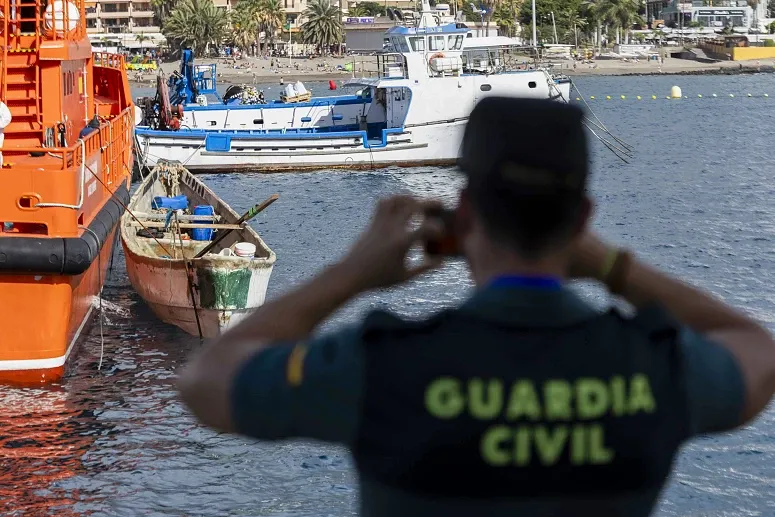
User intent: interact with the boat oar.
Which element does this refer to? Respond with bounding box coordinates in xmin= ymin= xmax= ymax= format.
xmin=193 ymin=194 xmax=279 ymax=259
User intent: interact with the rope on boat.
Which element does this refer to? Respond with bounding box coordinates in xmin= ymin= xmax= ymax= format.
xmin=582 ymin=122 xmax=631 ymax=164
xmin=568 ymin=78 xmax=635 ymax=163
xmin=173 ymin=212 xmax=204 ymax=342
xmin=80 ymin=225 xmax=106 ymax=371
xmin=83 ymin=161 xmax=174 ymax=257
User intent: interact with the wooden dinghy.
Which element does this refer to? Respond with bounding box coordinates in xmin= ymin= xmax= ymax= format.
xmin=120 ymin=161 xmax=277 ymax=338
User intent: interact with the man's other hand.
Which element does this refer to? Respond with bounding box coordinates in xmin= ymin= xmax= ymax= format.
xmin=339 ymin=195 xmax=445 ymax=291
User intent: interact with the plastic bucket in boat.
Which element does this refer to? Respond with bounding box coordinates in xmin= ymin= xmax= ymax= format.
xmin=234 ymin=242 xmax=256 ymax=258
xmin=191 ymin=205 xmax=215 ymax=241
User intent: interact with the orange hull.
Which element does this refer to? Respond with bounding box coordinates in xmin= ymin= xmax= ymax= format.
xmin=0 ymin=228 xmax=118 ymax=384
xmin=1 ymin=1 xmax=134 ymax=385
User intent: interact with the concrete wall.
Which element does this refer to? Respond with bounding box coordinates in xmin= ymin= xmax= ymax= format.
xmin=345 ymin=29 xmax=386 ymax=52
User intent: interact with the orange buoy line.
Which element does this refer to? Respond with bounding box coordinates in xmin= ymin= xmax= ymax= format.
xmin=0 ymin=0 xmax=134 ymax=384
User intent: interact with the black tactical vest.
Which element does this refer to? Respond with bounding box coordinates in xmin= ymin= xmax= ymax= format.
xmin=352 ymin=288 xmax=689 ymax=502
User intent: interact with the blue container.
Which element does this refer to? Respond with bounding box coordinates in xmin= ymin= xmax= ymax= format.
xmin=191 ymin=205 xmax=215 ymax=241
xmin=152 ymin=195 xmax=189 ymax=211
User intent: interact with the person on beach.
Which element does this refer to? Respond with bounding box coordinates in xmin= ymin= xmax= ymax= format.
xmin=178 ymin=97 xmax=775 ymax=517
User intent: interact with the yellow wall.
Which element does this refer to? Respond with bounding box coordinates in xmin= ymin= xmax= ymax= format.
xmin=732 ymin=47 xmax=775 ymax=60
xmin=700 ymin=42 xmax=775 ymax=61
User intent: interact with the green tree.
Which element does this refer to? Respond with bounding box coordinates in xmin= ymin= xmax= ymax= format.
xmin=349 ymin=1 xmax=386 ymax=16
xmin=230 ymin=3 xmax=258 ymax=52
xmin=300 ymin=0 xmax=344 ymax=51
xmin=151 ymin=0 xmax=177 ymax=27
xmin=597 ymin=0 xmax=642 ymax=44
xmin=234 ymin=0 xmax=286 ymax=52
xmin=135 ymin=32 xmax=150 ymax=52
xmin=162 ymin=0 xmax=228 ymax=56
xmin=257 ymin=0 xmax=286 ymax=48
xmin=492 ymin=0 xmax=520 ymax=37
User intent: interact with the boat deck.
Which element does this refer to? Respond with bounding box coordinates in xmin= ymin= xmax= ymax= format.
xmin=1 ymin=152 xmax=70 ymax=170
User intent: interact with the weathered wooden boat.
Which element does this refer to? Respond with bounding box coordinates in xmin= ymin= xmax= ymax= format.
xmin=120 ymin=161 xmax=276 ymax=337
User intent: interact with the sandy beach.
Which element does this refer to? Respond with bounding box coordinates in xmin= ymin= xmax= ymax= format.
xmin=127 ymin=54 xmax=775 ymax=88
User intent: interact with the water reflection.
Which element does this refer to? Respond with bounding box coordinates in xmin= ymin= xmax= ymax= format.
xmin=0 ymin=386 xmax=100 ymax=515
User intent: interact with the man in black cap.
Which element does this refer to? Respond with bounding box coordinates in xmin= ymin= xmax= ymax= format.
xmin=178 ymin=97 xmax=775 ymax=516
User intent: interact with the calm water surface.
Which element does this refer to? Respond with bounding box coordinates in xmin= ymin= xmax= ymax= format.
xmin=3 ymin=74 xmax=775 ymax=516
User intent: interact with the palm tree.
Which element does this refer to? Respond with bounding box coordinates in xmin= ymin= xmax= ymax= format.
xmin=748 ymin=0 xmax=760 ymax=31
xmin=135 ymin=32 xmax=150 ymax=52
xmin=162 ymin=0 xmax=228 ymax=56
xmin=238 ymin=0 xmax=285 ymax=52
xmin=349 ymin=1 xmax=385 ymax=16
xmin=257 ymin=0 xmax=285 ymax=48
xmin=581 ymin=0 xmax=605 ymax=51
xmin=230 ymin=4 xmax=258 ymax=53
xmin=300 ymin=0 xmax=343 ymax=52
xmin=151 ymin=0 xmax=177 ymax=26
xmin=491 ymin=0 xmax=518 ymax=37
xmin=597 ymin=0 xmax=641 ymax=44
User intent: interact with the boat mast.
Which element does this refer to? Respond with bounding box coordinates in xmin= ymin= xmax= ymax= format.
xmin=531 ymin=0 xmax=537 ymax=48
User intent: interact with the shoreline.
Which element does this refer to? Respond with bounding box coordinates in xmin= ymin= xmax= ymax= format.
xmin=127 ymin=57 xmax=775 ymax=88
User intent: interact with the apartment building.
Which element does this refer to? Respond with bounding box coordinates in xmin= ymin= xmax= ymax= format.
xmin=85 ymin=0 xmax=159 ymax=33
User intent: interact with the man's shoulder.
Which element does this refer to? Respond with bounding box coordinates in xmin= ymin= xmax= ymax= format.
xmin=360 ymin=307 xmax=459 ymax=340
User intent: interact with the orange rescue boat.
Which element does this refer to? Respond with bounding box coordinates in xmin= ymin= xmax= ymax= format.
xmin=0 ymin=0 xmax=133 ymax=383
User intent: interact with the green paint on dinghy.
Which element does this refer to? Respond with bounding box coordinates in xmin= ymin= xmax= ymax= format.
xmin=197 ymin=268 xmax=252 ymax=310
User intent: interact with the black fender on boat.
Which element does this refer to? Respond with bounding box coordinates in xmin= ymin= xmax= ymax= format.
xmin=0 ymin=181 xmax=130 ymax=275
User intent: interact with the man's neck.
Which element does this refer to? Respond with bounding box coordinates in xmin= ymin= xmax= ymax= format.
xmin=468 ymin=246 xmax=569 ymax=288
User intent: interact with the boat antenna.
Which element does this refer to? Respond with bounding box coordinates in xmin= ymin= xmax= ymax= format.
xmin=531 ymin=0 xmax=537 ymax=49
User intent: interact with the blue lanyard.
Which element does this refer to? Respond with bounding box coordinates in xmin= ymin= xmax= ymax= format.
xmin=488 ymin=275 xmax=563 ymax=290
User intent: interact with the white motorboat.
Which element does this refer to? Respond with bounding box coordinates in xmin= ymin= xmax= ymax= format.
xmin=134 ymin=1 xmax=571 ymax=173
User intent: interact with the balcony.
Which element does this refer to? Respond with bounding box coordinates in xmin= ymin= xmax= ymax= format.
xmin=131 ymin=9 xmax=154 ymax=16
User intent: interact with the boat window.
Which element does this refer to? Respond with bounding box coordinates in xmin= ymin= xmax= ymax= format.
xmin=480 ymin=84 xmax=491 ymax=91
xmin=528 ymin=81 xmax=537 ymax=88
xmin=393 ymin=36 xmax=409 ymax=53
xmin=429 ymin=35 xmax=445 ymax=51
xmin=410 ymin=36 xmax=425 ymax=52
xmin=447 ymin=35 xmax=464 ymax=50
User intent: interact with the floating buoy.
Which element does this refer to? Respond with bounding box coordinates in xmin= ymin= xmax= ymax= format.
xmin=576 ymin=97 xmax=581 ymax=101
xmin=765 ymin=93 xmax=769 ymax=97
xmin=590 ymin=96 xmax=595 ymax=100
xmin=698 ymin=94 xmax=702 ymax=98
xmin=652 ymin=95 xmax=657 ymax=100
xmin=747 ymin=93 xmax=752 ymax=97
xmin=606 ymin=95 xmax=611 ymax=100
xmin=620 ymin=95 xmax=626 ymax=99
xmin=670 ymin=85 xmax=682 ymax=99
xmin=712 ymin=93 xmax=717 ymax=97
xmin=329 ymin=80 xmax=337 ymax=90
xmin=729 ymin=93 xmax=734 ymax=97
xmin=636 ymin=95 xmax=641 ymax=100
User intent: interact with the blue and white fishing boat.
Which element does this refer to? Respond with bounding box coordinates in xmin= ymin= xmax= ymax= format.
xmin=134 ymin=1 xmax=571 ymax=173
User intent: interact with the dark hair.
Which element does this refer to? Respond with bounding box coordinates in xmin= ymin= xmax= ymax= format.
xmin=466 ymin=170 xmax=584 ymax=260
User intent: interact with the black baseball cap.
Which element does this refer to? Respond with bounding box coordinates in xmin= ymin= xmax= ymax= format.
xmin=458 ymin=97 xmax=589 ymax=195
